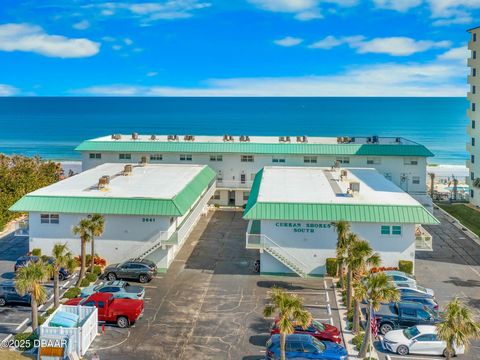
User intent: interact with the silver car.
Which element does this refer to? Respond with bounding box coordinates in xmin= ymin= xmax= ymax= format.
xmin=381 ymin=325 xmax=464 ymax=357
xmin=395 ymin=283 xmax=435 ymax=298
xmin=383 ymin=270 xmax=416 ymax=286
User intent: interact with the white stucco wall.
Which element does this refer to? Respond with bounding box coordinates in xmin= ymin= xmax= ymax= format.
xmin=259 ymin=220 xmax=415 ymax=276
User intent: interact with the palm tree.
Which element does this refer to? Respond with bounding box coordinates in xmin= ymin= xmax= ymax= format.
xmin=352 ymin=278 xmax=366 ymax=334
xmin=87 ymin=214 xmax=105 ymax=272
xmin=51 ymin=243 xmax=75 ymax=309
xmin=333 ymin=221 xmax=350 ymax=287
xmin=345 ymin=238 xmax=381 ymax=311
xmin=358 ymin=272 xmax=400 ymax=358
xmin=15 ymin=260 xmax=49 ymax=331
xmin=264 ymin=287 xmax=312 ymax=360
xmin=436 ymin=297 xmax=480 ymax=359
xmin=73 ymin=218 xmax=92 ymax=287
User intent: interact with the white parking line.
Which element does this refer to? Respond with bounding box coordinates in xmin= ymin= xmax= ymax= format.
xmin=2 ymin=334 xmax=13 ymax=343
xmin=327 ymin=304 xmax=331 ymax=315
xmin=304 ymin=304 xmax=327 ymax=308
xmin=329 ymin=318 xmax=333 ymax=326
xmin=0 ymin=323 xmax=22 ymax=326
xmin=323 ymin=279 xmax=328 ymax=290
xmin=325 ymin=291 xmax=329 ymax=302
xmin=62 ymin=280 xmax=71 ymax=289
xmin=15 ymin=318 xmax=29 ymax=331
xmin=388 ymin=356 xmax=443 ymax=360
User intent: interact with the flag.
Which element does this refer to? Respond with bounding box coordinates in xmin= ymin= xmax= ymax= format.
xmin=370 ymin=310 xmax=379 ymax=339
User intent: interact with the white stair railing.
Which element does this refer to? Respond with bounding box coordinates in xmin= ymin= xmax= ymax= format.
xmin=260 ymin=235 xmax=309 ymax=277
xmin=123 ymin=229 xmax=170 ymax=261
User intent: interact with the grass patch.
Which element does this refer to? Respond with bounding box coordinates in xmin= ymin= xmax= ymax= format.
xmin=438 ymin=203 xmax=480 ymax=236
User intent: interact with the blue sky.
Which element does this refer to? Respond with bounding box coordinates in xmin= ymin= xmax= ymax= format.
xmin=0 ymin=0 xmax=478 ymax=96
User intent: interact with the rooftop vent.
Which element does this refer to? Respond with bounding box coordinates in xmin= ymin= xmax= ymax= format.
xmin=372 ymin=135 xmax=379 ymax=143
xmin=285 ymin=136 xmax=291 ymax=142
xmin=98 ymin=175 xmax=110 ymax=190
xmin=239 ymin=135 xmax=250 ymax=142
xmin=150 ymin=134 xmax=157 ymax=140
xmin=395 ymin=137 xmax=401 ymax=143
xmin=124 ymin=164 xmax=133 ymax=176
xmin=279 ymin=136 xmax=286 ymax=142
xmin=341 ymin=169 xmax=348 ymax=178
xmin=349 ymin=181 xmax=360 ymax=193
xmin=337 ymin=137 xmax=352 ymax=144
xmin=184 ymin=135 xmax=195 ymax=141
xmin=111 ymin=134 xmax=122 ymax=140
xmin=131 ymin=132 xmax=139 ymax=140
xmin=140 ymin=156 xmax=147 ymax=166
xmin=223 ymin=134 xmax=234 ymax=142
xmin=167 ymin=135 xmax=178 ymax=141
xmin=296 ymin=136 xmax=308 ymax=143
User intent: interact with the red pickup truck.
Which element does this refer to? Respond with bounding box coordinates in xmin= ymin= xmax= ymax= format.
xmin=65 ymin=292 xmax=144 ymax=328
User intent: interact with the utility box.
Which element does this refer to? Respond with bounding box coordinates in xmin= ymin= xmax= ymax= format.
xmin=38 ymin=305 xmax=98 ymax=359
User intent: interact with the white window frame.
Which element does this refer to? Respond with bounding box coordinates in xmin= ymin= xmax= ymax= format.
xmin=209 ymin=155 xmax=223 ymax=162
xmin=40 ymin=213 xmax=59 ymax=224
xmin=150 ymin=154 xmax=163 ymax=161
xmin=119 ymin=153 xmax=131 ymax=160
xmin=336 ymin=156 xmax=350 ymax=164
xmin=89 ymin=153 xmax=101 ymax=159
xmin=243 ymin=192 xmax=250 ymax=201
xmin=180 ymin=154 xmax=192 ymax=161
xmin=272 ymin=156 xmax=286 ymax=163
xmin=404 ymin=157 xmax=418 ymax=165
xmin=412 ymin=176 xmax=420 ymax=185
xmin=303 ymin=156 xmax=317 ymax=164
xmin=367 ymin=157 xmax=381 ymax=165
xmin=241 ymin=155 xmax=254 ymax=162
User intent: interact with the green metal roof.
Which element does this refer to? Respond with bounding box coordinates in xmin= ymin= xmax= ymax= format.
xmin=75 ymin=140 xmax=434 ymax=157
xmin=243 ymin=170 xmax=438 ymax=224
xmin=10 ymin=166 xmax=216 ymax=216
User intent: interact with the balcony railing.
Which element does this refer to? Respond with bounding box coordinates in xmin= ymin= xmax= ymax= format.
xmin=415 ymin=226 xmax=433 ymax=251
xmin=216 ymin=179 xmax=253 ymax=189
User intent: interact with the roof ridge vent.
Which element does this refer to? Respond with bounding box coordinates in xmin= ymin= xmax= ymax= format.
xmin=124 ymin=164 xmax=133 ymax=176
xmin=167 ymin=134 xmax=178 ymax=141
xmin=131 ymin=132 xmax=139 ymax=140
xmin=111 ymin=134 xmax=122 ymax=140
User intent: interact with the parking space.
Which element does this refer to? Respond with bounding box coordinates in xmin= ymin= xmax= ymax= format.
xmin=375 ymin=207 xmax=480 ymax=360
xmin=88 ymin=209 xmax=338 ymax=360
xmin=0 ymin=232 xmax=77 ymax=341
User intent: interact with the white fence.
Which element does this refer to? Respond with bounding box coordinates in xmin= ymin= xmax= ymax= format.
xmin=39 ymin=304 xmax=98 ymax=356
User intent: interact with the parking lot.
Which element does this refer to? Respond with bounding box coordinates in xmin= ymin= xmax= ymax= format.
xmin=375 ymin=207 xmax=480 ymax=360
xmin=87 ymin=209 xmax=340 ymax=360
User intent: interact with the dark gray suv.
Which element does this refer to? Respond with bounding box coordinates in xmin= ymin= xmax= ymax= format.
xmin=103 ymin=259 xmax=157 ymax=283
xmin=0 ymin=280 xmax=31 ymax=306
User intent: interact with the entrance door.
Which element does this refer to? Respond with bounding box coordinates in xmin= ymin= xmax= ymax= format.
xmin=228 ymin=191 xmax=235 ymax=206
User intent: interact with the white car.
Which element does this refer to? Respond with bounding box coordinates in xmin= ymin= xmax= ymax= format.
xmin=383 ymin=270 xmax=417 ymax=286
xmin=381 ymin=325 xmax=465 ymax=357
xmin=395 ymin=283 xmax=435 ymax=297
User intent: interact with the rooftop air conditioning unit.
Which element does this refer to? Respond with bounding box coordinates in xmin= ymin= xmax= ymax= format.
xmin=140 ymin=156 xmax=147 ymax=166
xmin=337 ymin=137 xmax=343 ymax=144
xmin=366 ymin=137 xmax=372 ymax=143
xmin=341 ymin=169 xmax=348 ymax=177
xmin=111 ymin=134 xmax=122 ymax=140
xmin=349 ymin=182 xmax=360 ymax=193
xmin=124 ymin=164 xmax=133 ymax=176
xmin=350 ymin=137 xmax=355 ymax=143
xmin=223 ymin=134 xmax=230 ymax=142
xmin=285 ymin=136 xmax=291 ymax=142
xmin=98 ymin=176 xmax=110 ymax=189
xmin=296 ymin=136 xmax=302 ymax=143
xmin=132 ymin=132 xmax=139 ymax=140
xmin=279 ymin=136 xmax=285 ymax=142
xmin=167 ymin=134 xmax=178 ymax=141
xmin=372 ymin=135 xmax=379 ymax=143
xmin=303 ymin=135 xmax=308 ymax=143
xmin=395 ymin=137 xmax=401 ymax=143
xmin=150 ymin=134 xmax=157 ymax=140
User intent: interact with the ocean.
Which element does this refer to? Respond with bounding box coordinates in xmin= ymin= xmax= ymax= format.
xmin=0 ymin=97 xmax=469 ymax=164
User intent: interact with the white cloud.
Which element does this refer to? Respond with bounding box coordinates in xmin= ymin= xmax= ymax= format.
xmin=373 ymin=0 xmax=422 ymax=12
xmin=0 ymin=23 xmax=100 ymax=58
xmin=146 ymin=71 xmax=158 ymax=77
xmin=112 ymin=45 xmax=122 ymax=50
xmin=428 ymin=0 xmax=480 ymax=26
xmin=309 ymin=35 xmax=364 ymax=49
xmin=0 ymin=84 xmax=19 ymax=96
xmin=124 ymin=38 xmax=133 ymax=45
xmin=353 ymin=37 xmax=451 ymax=56
xmin=72 ymin=20 xmax=90 ymax=30
xmin=274 ymin=36 xmax=303 ymax=47
xmin=437 ymin=46 xmax=469 ymax=61
xmin=91 ymin=1 xmax=211 ymax=21
xmin=73 ymin=57 xmax=467 ymax=97
xmin=247 ymin=0 xmax=358 ymax=21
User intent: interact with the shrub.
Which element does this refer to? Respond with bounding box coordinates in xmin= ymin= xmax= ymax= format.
xmin=86 ymin=272 xmax=97 ymax=283
xmin=398 ymin=260 xmax=414 ymax=275
xmin=14 ymin=332 xmax=38 ymax=351
xmin=45 ymin=307 xmax=55 ymax=317
xmin=31 ymin=248 xmax=42 ymax=256
xmin=347 ymin=308 xmax=354 ymax=323
xmin=79 ymin=278 xmax=91 ymax=287
xmin=370 ymin=266 xmax=398 ymax=273
xmin=93 ymin=265 xmax=102 ymax=275
xmin=63 ymin=287 xmax=81 ymax=299
xmin=326 ymin=258 xmax=337 ymax=277
xmin=352 ymin=332 xmax=364 ymax=351
xmin=38 ymin=314 xmax=47 ymax=326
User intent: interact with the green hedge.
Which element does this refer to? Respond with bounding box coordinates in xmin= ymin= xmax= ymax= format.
xmin=93 ymin=265 xmax=102 ymax=275
xmin=398 ymin=260 xmax=413 ymax=274
xmin=85 ymin=272 xmax=98 ymax=283
xmin=326 ymin=258 xmax=337 ymax=277
xmin=79 ymin=278 xmax=91 ymax=287
xmin=31 ymin=248 xmax=42 ymax=256
xmin=63 ymin=287 xmax=81 ymax=299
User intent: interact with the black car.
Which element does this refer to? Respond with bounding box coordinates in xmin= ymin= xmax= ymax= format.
xmin=375 ymin=301 xmax=439 ymax=335
xmin=103 ymin=259 xmax=157 ymax=283
xmin=15 ymin=256 xmax=71 ymax=281
xmin=0 ymin=280 xmax=31 ymax=306
xmin=400 ymin=294 xmax=439 ymax=312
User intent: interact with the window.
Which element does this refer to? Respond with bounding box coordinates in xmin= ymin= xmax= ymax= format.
xmin=209 ymin=155 xmax=222 ymax=162
xmin=474 ymin=85 xmax=477 ymax=94
xmin=472 ymin=172 xmax=475 ymax=181
xmin=401 ymin=308 xmax=416 ymax=317
xmin=472 ymin=154 xmax=475 ymax=164
xmin=474 ymin=51 xmax=477 ymax=60
xmin=412 ymin=176 xmax=420 ymax=185
xmin=473 ymin=103 xmax=476 ymax=112
xmin=392 ymin=226 xmax=402 ymax=235
xmin=381 ymin=226 xmax=390 ymax=235
xmin=336 ymin=156 xmax=350 ymax=164
xmin=474 ymin=68 xmax=477 ymax=77
xmin=89 ymin=153 xmax=101 ymax=159
xmin=473 ymin=137 xmax=476 ymax=146
xmin=217 ymin=171 xmax=223 ymax=182
xmin=417 ymin=310 xmax=432 ymax=321
xmin=404 ymin=157 xmax=418 ymax=165
xmin=304 ymin=156 xmax=317 ymax=164
xmin=119 ymin=153 xmax=131 ymax=160
xmin=150 ymin=154 xmax=163 ymax=161
xmin=367 ymin=157 xmax=381 ymax=165
xmin=272 ymin=156 xmax=286 ymax=163
xmin=241 ymin=155 xmax=254 ymax=162
xmin=286 ymin=342 xmax=303 ymax=352
xmin=40 ymin=214 xmax=59 ymax=224
xmin=471 ymin=189 xmax=474 ymax=198
xmin=473 ymin=120 xmax=476 ymax=129
xmin=180 ymin=154 xmax=192 ymax=161
xmin=240 ymin=174 xmax=246 ymax=184
xmin=243 ymin=192 xmax=250 ymax=201
xmin=303 ymin=344 xmax=317 ymax=353
xmin=213 ymin=191 xmax=221 ymax=200
xmin=474 ymin=33 xmax=477 ymax=42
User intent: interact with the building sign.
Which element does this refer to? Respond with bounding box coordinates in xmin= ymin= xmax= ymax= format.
xmin=275 ymin=222 xmax=332 ymax=233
